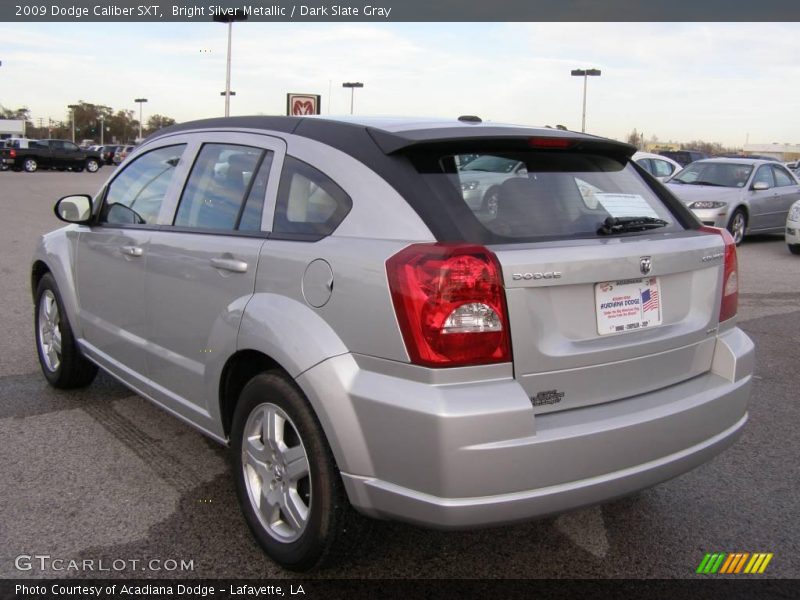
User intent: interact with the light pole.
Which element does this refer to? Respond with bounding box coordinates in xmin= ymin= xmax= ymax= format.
xmin=99 ymin=115 xmax=105 ymax=145
xmin=570 ymin=68 xmax=601 ymax=133
xmin=134 ymin=98 xmax=148 ymax=140
xmin=214 ymin=10 xmax=248 ymax=117
xmin=67 ymin=104 xmax=78 ymax=143
xmin=342 ymin=82 xmax=364 ymax=114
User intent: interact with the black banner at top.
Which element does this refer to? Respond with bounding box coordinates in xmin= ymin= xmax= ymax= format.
xmin=3 ymin=0 xmax=800 ymax=22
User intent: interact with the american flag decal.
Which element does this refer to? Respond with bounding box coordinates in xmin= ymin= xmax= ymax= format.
xmin=641 ymin=286 xmax=660 ymax=313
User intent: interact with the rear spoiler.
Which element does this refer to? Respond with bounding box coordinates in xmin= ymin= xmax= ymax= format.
xmin=366 ymin=126 xmax=637 ymax=159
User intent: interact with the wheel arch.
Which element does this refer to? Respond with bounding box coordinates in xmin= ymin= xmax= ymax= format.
xmin=31 ymin=260 xmax=51 ymax=302
xmin=219 ymin=349 xmax=286 ymax=440
xmin=733 ymin=204 xmax=749 ymax=220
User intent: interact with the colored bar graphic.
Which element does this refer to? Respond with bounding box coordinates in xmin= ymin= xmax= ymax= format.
xmin=758 ymin=554 xmax=773 ymax=573
xmin=719 ymin=553 xmax=736 ymax=574
xmin=696 ymin=553 xmax=713 ymax=574
xmin=711 ymin=553 xmax=726 ymax=573
xmin=734 ymin=553 xmax=750 ymax=573
xmin=697 ymin=552 xmax=772 ymax=575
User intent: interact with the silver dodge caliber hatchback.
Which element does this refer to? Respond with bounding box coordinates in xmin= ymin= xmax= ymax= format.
xmin=33 ymin=116 xmax=754 ymax=570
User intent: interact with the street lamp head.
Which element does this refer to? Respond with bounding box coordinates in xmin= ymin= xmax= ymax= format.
xmin=220 ymin=91 xmax=237 ymax=96
xmin=342 ymin=82 xmax=364 ymax=89
xmin=213 ymin=10 xmax=248 ymax=22
xmin=134 ymin=98 xmax=148 ymax=103
xmin=571 ymin=68 xmax=601 ymax=77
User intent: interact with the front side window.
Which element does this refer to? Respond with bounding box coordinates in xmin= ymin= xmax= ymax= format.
xmin=173 ymin=143 xmax=266 ymax=231
xmin=101 ymin=144 xmax=186 ymax=225
xmin=273 ymin=156 xmax=352 ymax=236
xmin=752 ymin=165 xmax=775 ymax=188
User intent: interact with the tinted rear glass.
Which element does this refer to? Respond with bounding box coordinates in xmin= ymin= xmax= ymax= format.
xmin=416 ymin=151 xmax=683 ymax=243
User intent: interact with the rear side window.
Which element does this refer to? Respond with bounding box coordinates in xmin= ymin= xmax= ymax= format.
xmin=652 ymin=159 xmax=676 ymax=178
xmin=273 ymin=156 xmax=352 ymax=237
xmin=174 ymin=143 xmax=268 ymax=231
xmin=771 ymin=165 xmax=795 ymax=187
xmin=427 ymin=151 xmax=681 ymax=241
xmin=102 ymin=144 xmax=186 ymax=225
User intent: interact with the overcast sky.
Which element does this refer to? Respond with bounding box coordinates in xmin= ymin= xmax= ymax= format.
xmin=1 ymin=21 xmax=798 ymax=146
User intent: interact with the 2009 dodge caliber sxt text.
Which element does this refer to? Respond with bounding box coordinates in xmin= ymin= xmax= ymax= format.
xmin=32 ymin=116 xmax=754 ymax=570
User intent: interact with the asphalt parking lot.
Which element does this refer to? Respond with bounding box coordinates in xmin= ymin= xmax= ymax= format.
xmin=1 ymin=169 xmax=798 ymax=580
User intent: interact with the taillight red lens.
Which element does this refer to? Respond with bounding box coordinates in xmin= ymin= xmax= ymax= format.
xmin=386 ymin=243 xmax=511 ymax=367
xmin=699 ymin=226 xmax=738 ymax=322
xmin=9 ymin=149 xmax=16 ymax=158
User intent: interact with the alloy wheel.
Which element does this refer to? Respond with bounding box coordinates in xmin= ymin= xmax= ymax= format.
xmin=37 ymin=290 xmax=62 ymax=372
xmin=242 ymin=402 xmax=311 ymax=543
xmin=729 ymin=211 xmax=746 ymax=245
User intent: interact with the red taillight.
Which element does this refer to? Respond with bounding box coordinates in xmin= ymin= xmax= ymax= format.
xmin=386 ymin=243 xmax=511 ymax=367
xmin=9 ymin=149 xmax=16 ymax=158
xmin=699 ymin=226 xmax=738 ymax=322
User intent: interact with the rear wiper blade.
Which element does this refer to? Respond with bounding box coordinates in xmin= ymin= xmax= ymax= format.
xmin=598 ymin=216 xmax=668 ymax=235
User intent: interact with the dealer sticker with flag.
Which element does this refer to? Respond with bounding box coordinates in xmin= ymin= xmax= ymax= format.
xmin=595 ymin=277 xmax=662 ymax=335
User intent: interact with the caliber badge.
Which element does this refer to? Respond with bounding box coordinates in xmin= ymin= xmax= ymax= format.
xmin=531 ymin=390 xmax=565 ymax=407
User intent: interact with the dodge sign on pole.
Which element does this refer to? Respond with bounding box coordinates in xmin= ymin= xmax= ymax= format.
xmin=287 ymin=94 xmax=322 ymax=115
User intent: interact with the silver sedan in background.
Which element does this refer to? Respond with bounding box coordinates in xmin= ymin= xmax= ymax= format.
xmin=666 ymin=158 xmax=800 ymax=244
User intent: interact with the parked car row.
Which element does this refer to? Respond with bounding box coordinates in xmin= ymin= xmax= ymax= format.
xmin=1 ymin=138 xmax=104 ymax=173
xmin=663 ymin=158 xmax=800 ymax=253
xmin=1 ymin=138 xmax=138 ymax=172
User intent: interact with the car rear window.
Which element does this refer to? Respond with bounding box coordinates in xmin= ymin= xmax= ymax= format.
xmin=414 ymin=150 xmax=684 ymax=243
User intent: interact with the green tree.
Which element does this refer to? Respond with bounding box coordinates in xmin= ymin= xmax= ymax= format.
xmin=0 ymin=105 xmax=33 ymax=135
xmin=626 ymin=128 xmax=642 ymax=148
xmin=145 ymin=114 xmax=176 ymax=136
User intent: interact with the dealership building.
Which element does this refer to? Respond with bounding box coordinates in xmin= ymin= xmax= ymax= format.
xmin=742 ymin=143 xmax=800 ymax=162
xmin=0 ymin=119 xmax=25 ymax=139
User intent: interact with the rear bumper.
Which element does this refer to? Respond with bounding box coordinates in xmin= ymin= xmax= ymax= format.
xmin=298 ymin=327 xmax=753 ymax=529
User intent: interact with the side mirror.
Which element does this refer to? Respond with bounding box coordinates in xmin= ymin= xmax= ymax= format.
xmin=752 ymin=181 xmax=770 ymax=191
xmin=54 ymin=194 xmax=93 ymax=223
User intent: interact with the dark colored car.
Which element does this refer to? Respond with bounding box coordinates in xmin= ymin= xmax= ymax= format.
xmin=1 ymin=139 xmax=103 ymax=173
xmin=101 ymin=145 xmax=120 ymax=165
xmin=659 ymin=150 xmax=710 ymax=167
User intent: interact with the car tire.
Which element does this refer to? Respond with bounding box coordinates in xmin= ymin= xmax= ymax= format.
xmin=789 ymin=244 xmax=800 ymax=255
xmin=34 ymin=273 xmax=98 ymax=389
xmin=231 ymin=371 xmax=367 ymax=571
xmin=482 ymin=187 xmax=500 ymax=217
xmin=727 ymin=208 xmax=747 ymax=246
xmin=23 ymin=158 xmax=38 ymax=173
xmin=85 ymin=159 xmax=100 ymax=173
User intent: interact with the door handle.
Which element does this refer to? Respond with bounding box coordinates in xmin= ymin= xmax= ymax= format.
xmin=121 ymin=245 xmax=143 ymax=257
xmin=211 ymin=257 xmax=248 ymax=273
